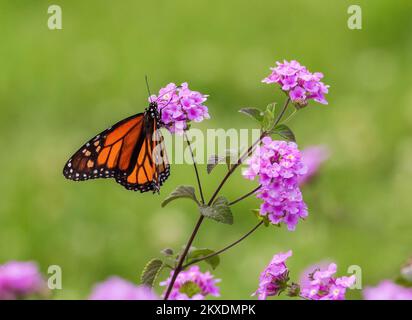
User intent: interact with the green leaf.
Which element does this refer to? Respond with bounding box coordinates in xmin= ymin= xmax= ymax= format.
xmin=199 ymin=196 xmax=233 ymax=224
xmin=270 ymin=124 xmax=296 ymax=142
xmin=261 ymin=103 xmax=278 ymax=131
xmin=251 ymin=209 xmax=270 ymax=227
xmin=395 ymin=276 xmax=412 ymax=288
xmin=140 ymin=259 xmax=163 ymax=287
xmin=224 ymin=150 xmax=239 ymax=170
xmin=262 ymin=109 xmax=275 ymax=131
xmin=239 ymin=107 xmax=264 ymax=122
xmin=161 ymin=185 xmax=199 ymax=207
xmin=207 ymin=155 xmax=225 ymax=174
xmin=179 ymin=281 xmax=201 ymax=298
xmin=267 ymin=102 xmax=277 ymax=115
xmin=160 ymin=248 xmax=174 ymax=256
xmin=401 ymin=263 xmax=412 ymax=284
xmin=187 ymin=248 xmax=220 ymax=269
xmin=207 ymin=150 xmax=238 ymax=174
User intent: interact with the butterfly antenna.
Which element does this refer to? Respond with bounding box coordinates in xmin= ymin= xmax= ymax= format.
xmin=145 ymin=75 xmax=152 ymax=102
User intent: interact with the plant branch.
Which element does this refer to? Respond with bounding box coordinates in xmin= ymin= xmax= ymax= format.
xmin=163 ymin=215 xmax=204 ymax=300
xmin=207 ymin=139 xmax=260 ymax=206
xmin=184 ymin=131 xmax=205 ymax=204
xmin=164 ymin=132 xmax=206 ymax=300
xmin=182 ymin=221 xmax=264 ymax=269
xmin=282 ymin=108 xmax=297 ymax=124
xmin=164 ymin=96 xmax=291 ymax=300
xmin=228 ymin=185 xmax=262 ymax=206
xmin=273 ymin=97 xmax=291 ymax=128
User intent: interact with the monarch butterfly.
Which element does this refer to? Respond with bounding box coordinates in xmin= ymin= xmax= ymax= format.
xmin=62 ymin=102 xmax=170 ymax=193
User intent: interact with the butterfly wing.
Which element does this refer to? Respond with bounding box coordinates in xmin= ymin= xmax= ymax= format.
xmin=116 ymin=119 xmax=170 ymax=193
xmin=63 ymin=113 xmax=144 ymax=181
xmin=153 ymin=126 xmax=171 ymax=187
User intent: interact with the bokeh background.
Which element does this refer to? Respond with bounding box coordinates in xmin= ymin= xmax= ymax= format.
xmin=0 ymin=0 xmax=411 ymax=299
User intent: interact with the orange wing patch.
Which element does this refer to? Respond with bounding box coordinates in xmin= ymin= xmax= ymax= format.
xmin=104 ymin=116 xmax=141 ymax=146
xmin=107 ymin=141 xmax=123 ymax=168
xmin=125 ymin=137 xmax=155 ymax=185
xmin=97 ymin=146 xmax=111 ymax=165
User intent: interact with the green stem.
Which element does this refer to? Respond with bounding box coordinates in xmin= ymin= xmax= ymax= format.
xmin=164 ymin=134 xmax=205 ymax=300
xmin=273 ymin=97 xmax=291 ymax=128
xmin=228 ymin=185 xmax=261 ymax=206
xmin=182 ymin=221 xmax=264 ymax=269
xmin=184 ymin=131 xmax=205 ymax=204
xmin=163 ymin=215 xmax=204 ymax=300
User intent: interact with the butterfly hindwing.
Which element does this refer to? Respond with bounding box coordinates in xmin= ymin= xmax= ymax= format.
xmin=116 ymin=119 xmax=170 ymax=193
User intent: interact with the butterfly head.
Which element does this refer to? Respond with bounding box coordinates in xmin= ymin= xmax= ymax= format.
xmin=146 ymin=102 xmax=163 ymax=126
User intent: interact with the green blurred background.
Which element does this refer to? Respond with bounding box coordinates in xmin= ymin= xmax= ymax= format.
xmin=0 ymin=0 xmax=411 ymax=299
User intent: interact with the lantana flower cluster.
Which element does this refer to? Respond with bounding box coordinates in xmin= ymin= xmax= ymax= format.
xmin=254 ymin=251 xmax=355 ymax=300
xmin=243 ymin=137 xmax=308 ymax=231
xmin=263 ymin=60 xmax=329 ymax=107
xmin=150 ymin=82 xmax=209 ymax=134
xmin=160 ymin=266 xmax=220 ymax=300
xmin=298 ymin=145 xmax=330 ymax=186
xmin=253 ymin=250 xmax=292 ymax=300
xmin=363 ymin=280 xmax=412 ymax=300
xmin=0 ymin=261 xmax=47 ymax=300
xmin=89 ymin=276 xmax=158 ymax=300
xmin=300 ymin=263 xmax=356 ymax=300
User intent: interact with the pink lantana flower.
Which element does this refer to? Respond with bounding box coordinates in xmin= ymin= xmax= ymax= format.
xmin=253 ymin=250 xmax=292 ymax=300
xmin=300 ymin=263 xmax=356 ymax=300
xmin=243 ymin=137 xmax=308 ymax=231
xmin=0 ymin=261 xmax=47 ymax=300
xmin=160 ymin=266 xmax=220 ymax=300
xmin=363 ymin=280 xmax=412 ymax=300
xmin=89 ymin=276 xmax=158 ymax=300
xmin=150 ymin=82 xmax=209 ymax=134
xmin=263 ymin=60 xmax=329 ymax=107
xmin=298 ymin=145 xmax=330 ymax=185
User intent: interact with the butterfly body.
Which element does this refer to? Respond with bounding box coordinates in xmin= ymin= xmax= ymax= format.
xmin=63 ymin=102 xmax=170 ymax=193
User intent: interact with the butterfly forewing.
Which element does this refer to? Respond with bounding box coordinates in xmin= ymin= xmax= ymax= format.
xmin=63 ymin=113 xmax=144 ymax=181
